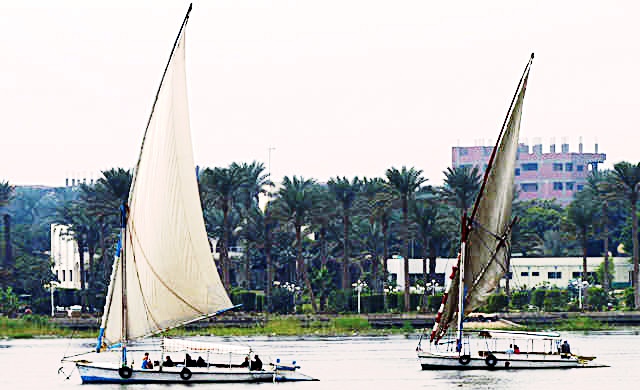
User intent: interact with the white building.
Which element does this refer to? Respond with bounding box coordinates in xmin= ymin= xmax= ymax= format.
xmin=387 ymin=256 xmax=633 ymax=291
xmin=50 ymin=224 xmax=90 ymax=290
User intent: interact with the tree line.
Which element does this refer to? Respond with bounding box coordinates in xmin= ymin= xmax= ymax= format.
xmin=0 ymin=160 xmax=638 ymax=315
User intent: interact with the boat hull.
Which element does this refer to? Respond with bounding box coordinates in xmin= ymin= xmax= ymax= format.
xmin=77 ymin=362 xmax=317 ymax=383
xmin=418 ymin=352 xmax=597 ymax=370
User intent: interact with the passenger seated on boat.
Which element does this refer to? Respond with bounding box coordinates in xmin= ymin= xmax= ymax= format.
xmin=506 ymin=344 xmax=515 ymax=354
xmin=163 ymin=356 xmax=174 ymax=367
xmin=560 ymin=340 xmax=571 ymax=357
xmin=514 ymin=345 xmax=520 ymax=354
xmin=196 ymin=356 xmax=208 ymax=367
xmin=250 ymin=355 xmax=263 ymax=371
xmin=239 ymin=357 xmax=250 ymax=368
xmin=141 ymin=352 xmax=154 ymax=369
xmin=185 ymin=353 xmax=197 ymax=367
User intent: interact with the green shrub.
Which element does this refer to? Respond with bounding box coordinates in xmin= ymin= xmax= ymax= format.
xmin=585 ymin=287 xmax=607 ymax=311
xmin=230 ymin=290 xmax=257 ymax=312
xmin=510 ymin=290 xmax=530 ymax=310
xmin=361 ymin=294 xmax=385 ymax=313
xmin=483 ymin=293 xmax=508 ymax=313
xmin=532 ymin=289 xmax=546 ymax=309
xmin=543 ymin=289 xmax=567 ymax=311
xmin=328 ymin=290 xmax=353 ymax=313
xmin=623 ymin=288 xmax=635 ymax=310
xmin=271 ymin=288 xmax=294 ymax=314
xmin=427 ymin=294 xmax=444 ymax=313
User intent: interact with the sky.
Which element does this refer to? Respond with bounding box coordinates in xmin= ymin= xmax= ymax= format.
xmin=1 ymin=0 xmax=639 ymax=187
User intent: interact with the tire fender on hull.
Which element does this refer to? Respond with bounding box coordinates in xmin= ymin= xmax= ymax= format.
xmin=459 ymin=355 xmax=471 ymax=365
xmin=180 ymin=367 xmax=192 ymax=380
xmin=485 ymin=354 xmax=498 ymax=367
xmin=118 ymin=367 xmax=133 ymax=379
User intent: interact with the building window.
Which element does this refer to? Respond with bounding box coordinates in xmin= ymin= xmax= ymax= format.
xmin=69 ymin=270 xmax=73 ymax=282
xmin=548 ymin=271 xmax=562 ymax=279
xmin=577 ymin=184 xmax=584 ymax=191
xmin=577 ymin=165 xmax=584 ymax=172
xmin=484 ymin=147 xmax=492 ymax=156
xmin=62 ymin=270 xmax=65 ymax=282
xmin=532 ymin=271 xmax=540 ymax=276
xmin=521 ymin=183 xmax=539 ymax=192
xmin=521 ymin=271 xmax=529 ymax=277
xmin=553 ymin=182 xmax=563 ymax=191
xmin=565 ymin=163 xmax=573 ymax=172
xmin=515 ymin=168 xmax=521 ymax=176
xmin=566 ymin=182 xmax=575 ymax=191
xmin=522 ymin=163 xmax=538 ymax=171
xmin=553 ymin=163 xmax=563 ymax=171
xmin=459 ymin=149 xmax=468 ymax=156
xmin=506 ymin=272 xmax=513 ymax=280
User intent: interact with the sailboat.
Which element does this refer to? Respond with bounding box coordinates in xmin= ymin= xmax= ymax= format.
xmin=63 ymin=4 xmax=316 ymax=383
xmin=416 ymin=54 xmax=603 ymax=370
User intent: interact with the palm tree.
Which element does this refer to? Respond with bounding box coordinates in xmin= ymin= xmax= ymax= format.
xmin=441 ymin=165 xmax=482 ymax=216
xmin=272 ymin=176 xmax=319 ymax=312
xmin=0 ymin=181 xmax=15 ymax=278
xmin=199 ymin=165 xmax=246 ymax=290
xmin=586 ymin=170 xmax=612 ymax=292
xmin=605 ymin=162 xmax=640 ymax=308
xmin=234 ymin=162 xmax=272 ymax=288
xmin=565 ymin=190 xmax=598 ymax=309
xmin=384 ymin=166 xmax=427 ymax=312
xmin=360 ymin=177 xmax=388 ymax=294
xmin=328 ymin=176 xmax=361 ymax=289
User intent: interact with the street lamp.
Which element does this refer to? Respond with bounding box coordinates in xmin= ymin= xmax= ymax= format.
xmin=45 ymin=281 xmax=58 ymax=317
xmin=352 ymin=280 xmax=367 ymax=314
xmin=570 ymin=280 xmax=590 ymax=310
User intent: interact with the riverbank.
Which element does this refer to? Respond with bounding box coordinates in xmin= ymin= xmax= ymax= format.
xmin=3 ymin=311 xmax=640 ymax=339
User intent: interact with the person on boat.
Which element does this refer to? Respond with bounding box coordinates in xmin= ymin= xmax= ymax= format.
xmin=142 ymin=352 xmax=154 ymax=369
xmin=514 ymin=345 xmax=520 ymax=354
xmin=250 ymin=355 xmax=263 ymax=371
xmin=561 ymin=340 xmax=571 ymax=356
xmin=196 ymin=356 xmax=208 ymax=367
xmin=239 ymin=356 xmax=250 ymax=368
xmin=185 ymin=353 xmax=197 ymax=367
xmin=163 ymin=356 xmax=174 ymax=367
xmin=506 ymin=344 xmax=515 ymax=354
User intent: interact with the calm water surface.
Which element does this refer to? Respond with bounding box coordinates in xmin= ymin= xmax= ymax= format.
xmin=1 ymin=331 xmax=638 ymax=390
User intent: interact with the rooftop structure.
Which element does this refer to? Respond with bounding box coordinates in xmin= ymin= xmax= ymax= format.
xmin=452 ymin=139 xmax=606 ymax=205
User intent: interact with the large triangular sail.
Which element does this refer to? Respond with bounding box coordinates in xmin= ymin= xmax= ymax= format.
xmin=98 ymin=6 xmax=231 ymax=349
xmin=431 ymin=55 xmax=533 ymax=343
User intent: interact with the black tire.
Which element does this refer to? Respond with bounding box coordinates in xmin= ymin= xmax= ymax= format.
xmin=485 ymin=354 xmax=498 ymax=367
xmin=180 ymin=367 xmax=192 ymax=381
xmin=458 ymin=355 xmax=471 ymax=365
xmin=118 ymin=366 xmax=133 ymax=379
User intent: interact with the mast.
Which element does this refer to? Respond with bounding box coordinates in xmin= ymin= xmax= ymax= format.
xmin=456 ymin=214 xmax=468 ymax=353
xmin=120 ymin=203 xmax=128 ymax=366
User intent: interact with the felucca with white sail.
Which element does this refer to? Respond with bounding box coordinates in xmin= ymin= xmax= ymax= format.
xmin=61 ymin=4 xmax=316 ymax=383
xmin=416 ymin=54 xmax=603 ymax=370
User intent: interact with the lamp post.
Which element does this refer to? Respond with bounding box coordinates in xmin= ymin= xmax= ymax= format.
xmin=46 ymin=281 xmax=58 ymax=317
xmin=352 ymin=280 xmax=367 ymax=314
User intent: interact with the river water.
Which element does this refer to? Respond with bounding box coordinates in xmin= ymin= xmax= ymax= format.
xmin=1 ymin=331 xmax=638 ymax=389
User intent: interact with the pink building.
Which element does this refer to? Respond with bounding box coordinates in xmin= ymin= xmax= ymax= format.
xmin=452 ymin=141 xmax=606 ymax=205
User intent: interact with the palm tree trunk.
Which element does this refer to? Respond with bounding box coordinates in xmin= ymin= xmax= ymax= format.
xmin=3 ymin=214 xmax=11 ymax=271
xmin=422 ymin=237 xmax=428 ymax=313
xmin=88 ymin=244 xmax=95 ymax=311
xmin=244 ymin=244 xmax=250 ymax=289
xmin=632 ymin=201 xmax=639 ymax=309
xmin=342 ymin=214 xmax=350 ymax=289
xmin=402 ymin=199 xmax=410 ymax=312
xmin=78 ymin=236 xmax=87 ymax=313
xmin=603 ymin=201 xmax=610 ymax=293
xmin=582 ymin=228 xmax=588 ymax=310
xmin=296 ymin=224 xmax=317 ymax=312
xmin=265 ymin=225 xmax=272 ymax=313
xmin=222 ymin=206 xmax=230 ymax=290
xmin=382 ymin=218 xmax=389 ymax=309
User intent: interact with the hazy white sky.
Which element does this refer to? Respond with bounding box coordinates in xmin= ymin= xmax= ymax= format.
xmin=1 ymin=0 xmax=638 ymax=187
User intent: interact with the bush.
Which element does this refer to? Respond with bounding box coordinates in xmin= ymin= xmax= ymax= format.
xmin=532 ymin=289 xmax=546 ymax=309
xmin=426 ymin=294 xmax=444 ymax=313
xmin=230 ymin=290 xmax=257 ymax=312
xmin=361 ymin=294 xmax=385 ymax=313
xmin=585 ymin=287 xmax=607 ymax=311
xmin=510 ymin=290 xmax=530 ymax=310
xmin=543 ymin=289 xmax=567 ymax=311
xmin=483 ymin=293 xmax=508 ymax=313
xmin=328 ymin=290 xmax=353 ymax=313
xmin=271 ymin=288 xmax=294 ymax=314
xmin=396 ymin=293 xmax=422 ymax=311
xmin=623 ymin=288 xmax=635 ymax=310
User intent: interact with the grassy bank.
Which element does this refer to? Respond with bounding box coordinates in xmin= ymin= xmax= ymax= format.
xmin=0 ymin=314 xmax=623 ymax=339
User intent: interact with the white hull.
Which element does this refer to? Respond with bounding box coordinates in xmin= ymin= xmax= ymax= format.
xmin=77 ymin=362 xmax=317 ymax=383
xmin=418 ymin=351 xmax=601 ymax=370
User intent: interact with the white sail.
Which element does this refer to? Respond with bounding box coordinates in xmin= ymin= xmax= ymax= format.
xmin=101 ymin=29 xmax=231 ymax=346
xmin=431 ymin=60 xmax=531 ymax=342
